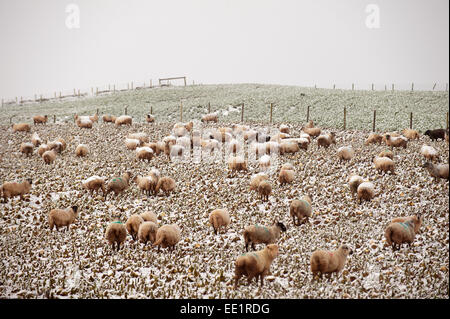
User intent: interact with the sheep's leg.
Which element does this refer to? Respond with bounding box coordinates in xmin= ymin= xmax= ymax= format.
xmin=245 ymin=242 xmax=249 ymax=252
xmin=251 ymin=243 xmax=256 ymax=251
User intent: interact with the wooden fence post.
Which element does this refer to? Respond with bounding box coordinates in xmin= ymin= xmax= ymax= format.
xmin=53 ymin=115 xmax=56 ymax=123
xmin=150 ymin=105 xmax=153 ymax=114
xmin=343 ymin=106 xmax=347 ymax=130
xmin=270 ymin=103 xmax=273 ymax=124
xmin=241 ymin=103 xmax=244 ymax=123
xmin=372 ymin=110 xmax=376 ymax=132
xmin=96 ymin=109 xmax=99 ymax=115
xmin=410 ymin=112 xmax=413 ymax=129
xmin=385 ymin=85 xmax=387 ymax=91
xmin=306 ymin=105 xmax=310 ymax=123
xmin=78 ymin=89 xmax=80 ymax=97
xmin=125 ymin=106 xmax=128 ymax=115
xmin=208 ymin=102 xmax=211 ymax=114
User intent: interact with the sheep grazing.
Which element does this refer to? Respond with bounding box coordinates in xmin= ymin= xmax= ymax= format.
xmin=47 ymin=141 xmax=63 ymax=154
xmin=105 ymin=221 xmax=127 ymax=252
xmin=174 ymin=121 xmax=193 ymax=132
xmin=378 ymin=150 xmax=393 ymax=159
xmin=33 ymin=115 xmax=48 ymax=125
xmin=169 ymin=144 xmax=185 ymax=160
xmin=402 ymin=129 xmax=419 ymax=140
xmin=75 ymin=116 xmax=93 ymax=129
xmin=146 ymin=114 xmax=155 ymax=123
xmin=48 ymin=206 xmax=78 ymax=232
xmin=209 ymin=209 xmax=231 ymax=235
xmin=374 ymin=156 xmax=395 ymax=174
xmin=265 ymin=141 xmax=280 ymax=155
xmin=279 ymin=141 xmax=300 ymax=155
xmin=106 ymin=172 xmax=131 ymax=198
xmin=125 ymin=214 xmax=144 ymax=241
xmin=128 ymin=132 xmax=149 ymax=144
xmin=152 ymin=224 xmax=181 ymax=252
xmin=302 ymin=126 xmax=321 ymax=137
xmin=348 ymin=175 xmax=364 ymax=196
xmin=228 ymin=156 xmax=248 ymax=173
xmin=115 ymin=115 xmax=132 ymax=126
xmin=0 ymin=179 xmax=32 ymax=202
xmin=144 ymin=142 xmax=161 ymax=156
xmin=424 ymin=129 xmax=447 ymax=141
xmin=384 ymin=134 xmax=407 ymax=148
xmin=290 ymin=195 xmax=312 ymax=226
xmin=420 ymin=145 xmax=439 ymax=162
xmin=306 ymin=120 xmax=314 ymax=128
xmin=140 ymin=211 xmax=158 ymax=223
xmin=125 ymin=138 xmax=141 ymax=150
xmin=138 ymin=221 xmax=159 ymax=245
xmin=243 ymin=222 xmax=286 ymax=251
xmin=102 ymin=114 xmax=117 ymax=123
xmin=390 ymin=214 xmax=423 ymax=234
xmin=234 ymin=244 xmax=279 ymax=289
xmin=133 ymin=176 xmax=152 ymax=195
xmin=250 ymin=173 xmax=269 ymax=192
xmin=82 ymin=176 xmax=106 ymax=195
xmin=310 ymin=244 xmax=353 ymax=278
xmin=201 ymin=113 xmax=218 ymax=123
xmin=278 ymin=167 xmax=294 ymax=185
xmin=173 ymin=126 xmax=187 ymax=137
xmin=269 ymin=132 xmax=290 ymax=143
xmin=279 ymin=124 xmax=290 ymax=134
xmin=136 ymin=147 xmax=154 ymax=162
xmin=259 ymin=155 xmax=271 ymax=171
xmin=317 ymin=133 xmax=336 ymax=148
xmin=336 ymin=146 xmax=354 ymax=161
xmin=38 ymin=144 xmax=50 ymax=157
xmin=31 ymin=132 xmax=42 ymax=147
xmin=12 ymin=123 xmax=31 ymax=132
xmin=384 ymin=214 xmax=423 ymax=251
xmin=42 ymin=149 xmax=57 ymax=164
xmin=364 ymin=133 xmax=383 ymax=146
xmin=357 ymin=181 xmax=375 ymax=203
xmin=75 ymin=144 xmax=88 ymax=157
xmin=423 ymin=162 xmax=449 ymax=180
xmin=155 ymin=176 xmax=176 ymax=195
xmin=20 ymin=142 xmax=34 ymax=157
xmin=258 ymin=180 xmax=272 ymax=202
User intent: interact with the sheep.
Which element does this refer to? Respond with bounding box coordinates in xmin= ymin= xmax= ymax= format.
xmin=20 ymin=143 xmax=34 ymax=157
xmin=156 ymin=141 xmax=166 ymax=155
xmin=378 ymin=150 xmax=393 ymax=159
xmin=306 ymin=120 xmax=314 ymax=128
xmin=33 ymin=115 xmax=48 ymax=125
xmin=202 ymin=139 xmax=220 ymax=153
xmin=75 ymin=144 xmax=88 ymax=157
xmin=128 ymin=132 xmax=149 ymax=144
xmin=390 ymin=214 xmax=423 ymax=234
xmin=364 ymin=133 xmax=383 ymax=145
xmin=424 ymin=129 xmax=447 ymax=141
xmin=143 ymin=142 xmax=161 ymax=155
xmin=133 ymin=176 xmax=152 ymax=195
xmin=317 ymin=133 xmax=336 ymax=148
xmin=250 ymin=173 xmax=269 ymax=192
xmin=136 ymin=147 xmax=154 ymax=162
xmin=228 ymin=139 xmax=241 ymax=154
xmin=138 ymin=221 xmax=159 ymax=245
xmin=234 ymin=244 xmax=279 ymax=289
xmin=348 ymin=175 xmax=364 ymax=196
xmin=12 ymin=123 xmax=31 ymax=132
xmin=420 ymin=145 xmax=439 ymax=161
xmin=125 ymin=214 xmax=144 ymax=241
xmin=201 ymin=113 xmax=218 ymax=123
xmin=228 ymin=156 xmax=248 ymax=173
xmin=337 ymin=146 xmax=354 ymax=161
xmin=176 ymin=136 xmax=191 ymax=149
xmin=357 ymin=181 xmax=375 ymax=203
xmin=0 ymin=179 xmax=32 ymax=202
xmin=209 ymin=209 xmax=231 ymax=235
xmin=169 ymin=144 xmax=185 ymax=160
xmin=281 ymin=163 xmax=294 ymax=171
xmin=125 ymin=138 xmax=140 ymax=150
xmin=290 ymin=195 xmax=312 ymax=226
xmin=251 ymin=143 xmax=267 ymax=158
xmin=75 ymin=116 xmax=93 ymax=129
xmin=146 ymin=114 xmax=155 ymax=123
xmin=102 ymin=114 xmax=117 ymax=123
xmin=47 ymin=141 xmax=63 ymax=154
xmin=269 ymin=132 xmax=290 ymax=143
xmin=155 ymin=176 xmax=176 ymax=195
xmin=384 ymin=134 xmax=407 ymax=148
xmin=48 ymin=206 xmax=78 ymax=231
xmin=105 ymin=221 xmax=127 ymax=251
xmin=106 ymin=172 xmax=131 ymax=198
xmin=302 ymin=127 xmax=321 ymax=137
xmin=31 ymin=132 xmax=42 ymax=147
xmin=82 ymin=176 xmax=106 ymax=195
xmin=374 ymin=156 xmax=395 ymax=174
xmin=423 ymin=162 xmax=449 ymax=180
xmin=259 ymin=155 xmax=271 ymax=171
xmin=89 ymin=113 xmax=99 ymax=123
xmin=55 ymin=138 xmax=66 ymax=151
xmin=243 ymin=223 xmax=286 ymax=251
xmin=42 ymin=150 xmax=57 ymax=164
xmin=265 ymin=141 xmax=280 ymax=155
xmin=279 ymin=124 xmax=290 ymax=134
xmin=140 ymin=211 xmax=158 ymax=223
xmin=402 ymin=129 xmax=419 ymax=140
xmin=384 ymin=214 xmax=423 ymax=251
xmin=310 ymin=244 xmax=353 ymax=278
xmin=278 ymin=168 xmax=294 ymax=185
xmin=152 ymin=224 xmax=181 ymax=252
xmin=174 ymin=126 xmax=188 ymax=137
xmin=174 ymin=121 xmax=193 ymax=132
xmin=279 ymin=142 xmax=300 ymax=155
xmin=115 ymin=115 xmax=132 ymax=126
xmin=38 ymin=144 xmax=50 ymax=157
xmin=148 ymin=169 xmax=161 ymax=194
xmin=258 ymin=180 xmax=272 ymax=202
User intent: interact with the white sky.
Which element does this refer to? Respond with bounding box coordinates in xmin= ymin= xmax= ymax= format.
xmin=0 ymin=0 xmax=448 ymax=99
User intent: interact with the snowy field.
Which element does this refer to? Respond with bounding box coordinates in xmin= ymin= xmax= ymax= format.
xmin=0 ymin=84 xmax=448 ymax=299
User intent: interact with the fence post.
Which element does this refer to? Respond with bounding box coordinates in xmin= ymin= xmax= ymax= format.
xmin=241 ymin=103 xmax=244 ymax=123
xmin=15 ymin=97 xmax=18 ymax=104
xmin=343 ymin=106 xmax=346 ymax=130
xmin=372 ymin=110 xmax=376 ymax=132
xmin=385 ymin=85 xmax=387 ymax=91
xmin=432 ymin=83 xmax=436 ymax=91
xmin=39 ymin=95 xmax=42 ymax=103
xmin=74 ymin=89 xmax=76 ymax=96
xmin=270 ymin=103 xmax=273 ymax=124
xmin=20 ymin=97 xmax=23 ymax=104
xmin=410 ymin=112 xmax=413 ymax=129
xmin=53 ymin=115 xmax=56 ymax=123
xmin=306 ymin=105 xmax=310 ymax=123
xmin=151 ymin=105 xmax=153 ymax=114
xmin=125 ymin=106 xmax=128 ymax=115
xmin=208 ymin=102 xmax=211 ymax=114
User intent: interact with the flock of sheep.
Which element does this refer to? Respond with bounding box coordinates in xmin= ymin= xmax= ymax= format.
xmin=2 ymin=110 xmax=449 ymax=294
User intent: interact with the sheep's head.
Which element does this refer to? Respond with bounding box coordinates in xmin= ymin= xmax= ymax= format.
xmin=339 ymin=244 xmax=353 ymax=256
xmin=26 ymin=178 xmax=32 ymax=185
xmin=72 ymin=205 xmax=79 ymax=213
xmin=276 ymin=222 xmax=287 ymax=232
xmin=266 ymin=244 xmax=279 ymax=258
xmin=422 ymin=161 xmax=433 ymax=169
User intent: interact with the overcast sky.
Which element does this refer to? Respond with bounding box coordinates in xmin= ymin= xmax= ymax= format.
xmin=0 ymin=0 xmax=448 ymax=99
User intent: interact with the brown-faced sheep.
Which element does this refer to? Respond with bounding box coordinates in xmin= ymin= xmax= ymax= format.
xmin=259 ymin=155 xmax=271 ymax=171
xmin=228 ymin=156 xmax=248 ymax=173
xmin=75 ymin=116 xmax=93 ymax=129
xmin=105 ymin=221 xmax=127 ymax=252
xmin=146 ymin=114 xmax=155 ymax=123
xmin=290 ymin=195 xmax=312 ymax=226
xmin=402 ymin=129 xmax=419 ymax=140
xmin=201 ymin=113 xmax=218 ymax=123
xmin=391 ymin=214 xmax=423 ymax=234
xmin=234 ymin=244 xmax=279 ymax=289
xmin=155 ymin=176 xmax=176 ymax=195
xmin=75 ymin=144 xmax=88 ymax=157
xmin=378 ymin=150 xmax=393 ymax=159
xmin=364 ymin=133 xmax=383 ymax=145
xmin=384 ymin=214 xmax=423 ymax=251
xmin=337 ymin=146 xmax=354 ymax=161
xmin=423 ymin=162 xmax=449 ymax=180
xmin=138 ymin=221 xmax=159 ymax=245
xmin=279 ymin=124 xmax=290 ymax=134
xmin=89 ymin=113 xmax=98 ymax=123
xmin=136 ymin=147 xmax=154 ymax=162
xmin=20 ymin=143 xmax=33 ymax=157
xmin=115 ymin=115 xmax=132 ymax=126
xmin=33 ymin=115 xmax=48 ymax=125
xmin=140 ymin=211 xmax=158 ymax=223
xmin=38 ymin=144 xmax=50 ymax=157
xmin=302 ymin=127 xmax=321 ymax=137
xmin=228 ymin=139 xmax=241 ymax=154
xmin=420 ymin=145 xmax=439 ymax=161
xmin=348 ymin=175 xmax=364 ymax=196
xmin=48 ymin=206 xmax=78 ymax=232
xmin=258 ymin=180 xmax=271 ymax=202
xmin=279 ymin=141 xmax=300 ymax=155
xmin=265 ymin=141 xmax=280 ymax=154
xmin=47 ymin=141 xmax=63 ymax=154
xmin=12 ymin=123 xmax=31 ymax=132
xmin=0 ymin=179 xmax=32 ymax=202
xmin=317 ymin=133 xmax=336 ymax=148
xmin=209 ymin=209 xmax=231 ymax=235
xmin=133 ymin=176 xmax=152 ymax=195
xmin=374 ymin=156 xmax=395 ymax=174
xmin=128 ymin=132 xmax=149 ymax=144
xmin=102 ymin=114 xmax=117 ymax=123
xmin=250 ymin=173 xmax=269 ymax=192
xmin=125 ymin=138 xmax=140 ymax=150
xmin=357 ymin=181 xmax=375 ymax=203
xmin=152 ymin=224 xmax=181 ymax=252
xmin=106 ymin=172 xmax=131 ymax=198
xmin=125 ymin=214 xmax=144 ymax=241
xmin=82 ymin=176 xmax=106 ymax=195
xmin=424 ymin=129 xmax=447 ymax=141
xmin=243 ymin=223 xmax=286 ymax=251
xmin=384 ymin=134 xmax=407 ymax=148
xmin=278 ymin=168 xmax=294 ymax=185
xmin=31 ymin=132 xmax=42 ymax=147
xmin=310 ymin=244 xmax=353 ymax=278
xmin=42 ymin=150 xmax=57 ymax=164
